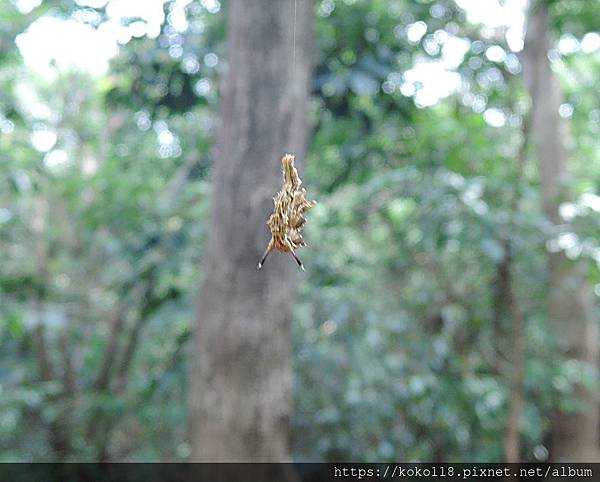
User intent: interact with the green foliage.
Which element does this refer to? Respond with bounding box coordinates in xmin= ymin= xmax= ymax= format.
xmin=1 ymin=0 xmax=599 ymax=462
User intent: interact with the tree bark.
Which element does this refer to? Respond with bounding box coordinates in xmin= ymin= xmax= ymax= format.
xmin=189 ymin=0 xmax=313 ymax=462
xmin=504 ymin=262 xmax=525 ymax=463
xmin=523 ymin=1 xmax=600 ymax=462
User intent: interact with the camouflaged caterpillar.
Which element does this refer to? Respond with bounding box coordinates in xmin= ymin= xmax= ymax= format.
xmin=258 ymin=154 xmax=317 ymax=271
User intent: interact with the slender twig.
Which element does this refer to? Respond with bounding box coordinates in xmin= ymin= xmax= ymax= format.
xmin=503 ymin=108 xmax=531 ymax=464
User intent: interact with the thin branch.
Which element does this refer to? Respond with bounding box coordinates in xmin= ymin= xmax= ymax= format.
xmin=502 ymin=103 xmax=531 ymax=464
xmin=94 ymin=306 xmax=128 ymax=391
xmin=116 ymin=283 xmax=181 ymax=391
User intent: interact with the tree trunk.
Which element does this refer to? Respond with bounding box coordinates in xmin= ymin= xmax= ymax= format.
xmin=189 ymin=0 xmax=313 ymax=462
xmin=504 ymin=263 xmax=525 ymax=463
xmin=523 ymin=1 xmax=600 ymax=462
xmin=503 ymin=113 xmax=531 ymax=463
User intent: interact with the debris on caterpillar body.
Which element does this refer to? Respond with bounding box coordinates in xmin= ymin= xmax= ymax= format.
xmin=258 ymin=154 xmax=317 ymax=271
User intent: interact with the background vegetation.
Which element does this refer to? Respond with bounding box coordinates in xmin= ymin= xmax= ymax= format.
xmin=1 ymin=0 xmax=599 ymax=462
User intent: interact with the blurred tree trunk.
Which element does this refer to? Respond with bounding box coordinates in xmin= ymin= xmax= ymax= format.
xmin=503 ymin=259 xmax=525 ymax=463
xmin=503 ymin=113 xmax=531 ymax=463
xmin=523 ymin=1 xmax=600 ymax=462
xmin=188 ymin=0 xmax=313 ymax=462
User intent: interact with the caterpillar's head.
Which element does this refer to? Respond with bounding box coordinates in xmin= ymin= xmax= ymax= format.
xmin=282 ymin=153 xmax=295 ymax=169
xmin=281 ymin=153 xmax=301 ymax=189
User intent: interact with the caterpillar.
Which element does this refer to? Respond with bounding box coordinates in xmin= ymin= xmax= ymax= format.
xmin=257 ymin=154 xmax=317 ymax=271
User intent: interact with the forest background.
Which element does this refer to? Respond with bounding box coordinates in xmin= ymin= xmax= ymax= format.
xmin=1 ymin=0 xmax=600 ymax=463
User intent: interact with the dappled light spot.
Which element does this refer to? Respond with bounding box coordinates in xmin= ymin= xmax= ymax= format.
xmin=558 ymin=103 xmax=574 ymax=118
xmin=30 ymin=126 xmax=57 ymax=152
xmin=200 ymin=0 xmax=220 ymax=14
xmin=485 ymin=45 xmax=506 ymax=63
xmin=406 ymin=21 xmax=427 ymax=43
xmin=43 ymin=149 xmax=69 ymax=171
xmin=483 ymin=108 xmax=506 ymax=128
xmin=16 ymin=17 xmax=118 ymax=77
xmin=581 ymin=32 xmax=600 ymax=53
xmin=558 ymin=34 xmax=579 ymax=55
